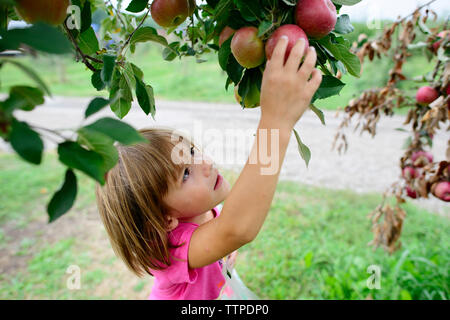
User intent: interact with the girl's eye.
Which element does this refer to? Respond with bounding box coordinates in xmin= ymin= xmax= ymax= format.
xmin=182 ymin=146 xmax=195 ymax=183
xmin=182 ymin=167 xmax=190 ymax=182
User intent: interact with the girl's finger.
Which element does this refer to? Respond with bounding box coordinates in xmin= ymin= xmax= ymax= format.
xmin=284 ymin=38 xmax=306 ymax=72
xmin=297 ymin=46 xmax=317 ymax=82
xmin=267 ymin=35 xmax=289 ymax=70
xmin=306 ymin=68 xmax=323 ymax=92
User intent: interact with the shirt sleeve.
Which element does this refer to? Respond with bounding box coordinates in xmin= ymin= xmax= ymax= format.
xmin=164 ymin=223 xmax=199 ymax=284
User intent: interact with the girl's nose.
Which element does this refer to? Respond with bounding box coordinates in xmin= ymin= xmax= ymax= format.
xmin=202 ymin=154 xmax=214 ymax=176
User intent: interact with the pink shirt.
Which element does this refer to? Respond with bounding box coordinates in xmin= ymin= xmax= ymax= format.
xmin=148 ymin=206 xmax=227 ymax=300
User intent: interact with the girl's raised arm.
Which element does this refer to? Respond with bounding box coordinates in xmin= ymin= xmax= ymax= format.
xmin=188 ymin=36 xmax=322 ymax=269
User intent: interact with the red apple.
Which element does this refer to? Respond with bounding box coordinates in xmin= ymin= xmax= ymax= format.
xmin=411 ymin=151 xmax=433 ymax=168
xmin=432 ymin=181 xmax=450 ymax=202
xmin=405 ymin=186 xmax=417 ymax=199
xmin=295 ymin=0 xmax=337 ymax=39
xmin=265 ymin=24 xmax=309 ymax=64
xmin=402 ymin=166 xmax=419 ymax=180
xmin=416 ymin=86 xmax=439 ymax=106
xmin=432 ymin=30 xmax=449 ymax=51
xmin=231 ymin=26 xmax=265 ymax=69
xmin=15 ymin=0 xmax=70 ymax=25
xmin=150 ymin=0 xmax=196 ymax=28
xmin=219 ymin=26 xmax=236 ymax=47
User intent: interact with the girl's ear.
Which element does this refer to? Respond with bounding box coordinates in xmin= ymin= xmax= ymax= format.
xmin=166 ymin=216 xmax=179 ymax=231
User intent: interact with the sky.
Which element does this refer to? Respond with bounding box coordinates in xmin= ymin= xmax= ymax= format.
xmin=340 ymin=0 xmax=449 ymax=22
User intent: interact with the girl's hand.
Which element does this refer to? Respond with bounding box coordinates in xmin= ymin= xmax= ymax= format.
xmin=260 ymin=36 xmax=322 ymax=130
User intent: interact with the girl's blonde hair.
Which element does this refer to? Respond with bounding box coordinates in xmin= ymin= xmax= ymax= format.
xmin=95 ymin=127 xmax=195 ymax=277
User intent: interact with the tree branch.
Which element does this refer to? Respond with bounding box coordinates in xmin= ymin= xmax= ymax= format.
xmin=118 ymin=6 xmax=151 ymax=60
xmin=396 ymin=0 xmax=439 ymax=24
xmin=63 ymin=23 xmax=98 ymax=72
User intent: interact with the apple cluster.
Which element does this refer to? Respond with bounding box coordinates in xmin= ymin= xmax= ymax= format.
xmin=402 ymin=151 xmax=449 ymax=202
xmin=218 ymin=0 xmax=338 ymax=107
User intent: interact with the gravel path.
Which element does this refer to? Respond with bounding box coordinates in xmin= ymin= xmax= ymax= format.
xmin=3 ymin=96 xmax=449 ymax=216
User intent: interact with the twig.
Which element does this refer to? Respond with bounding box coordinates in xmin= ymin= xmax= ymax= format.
xmin=396 ymin=0 xmax=438 ymax=24
xmin=107 ymin=0 xmax=127 ymax=29
xmin=31 ymin=124 xmax=71 ymax=141
xmin=118 ymin=6 xmax=151 ymax=60
xmin=85 ymin=55 xmax=103 ymax=64
xmin=63 ymin=23 xmax=98 ymax=72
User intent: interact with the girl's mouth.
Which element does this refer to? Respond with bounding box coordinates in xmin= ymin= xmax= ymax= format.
xmin=214 ymin=173 xmax=222 ymax=190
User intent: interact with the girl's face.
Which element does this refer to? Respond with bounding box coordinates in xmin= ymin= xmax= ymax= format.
xmin=163 ymin=141 xmax=231 ymax=225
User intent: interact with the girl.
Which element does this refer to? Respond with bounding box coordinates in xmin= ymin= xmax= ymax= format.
xmin=95 ymin=36 xmax=322 ymax=300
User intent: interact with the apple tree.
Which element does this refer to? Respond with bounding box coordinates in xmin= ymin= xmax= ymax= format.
xmin=330 ymin=3 xmax=449 ymax=253
xmin=0 ymin=0 xmax=366 ymax=222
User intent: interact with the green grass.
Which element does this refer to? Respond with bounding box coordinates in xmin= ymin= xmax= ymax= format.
xmin=0 ymin=237 xmax=111 ymax=299
xmin=236 ymin=182 xmax=450 ymax=300
xmin=0 ymin=152 xmax=448 ymax=299
xmin=0 ymin=151 xmax=96 ymax=225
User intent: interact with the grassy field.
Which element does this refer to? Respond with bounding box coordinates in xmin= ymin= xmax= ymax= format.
xmin=1 ymin=21 xmax=439 ymax=116
xmin=0 ymin=152 xmax=448 ymax=300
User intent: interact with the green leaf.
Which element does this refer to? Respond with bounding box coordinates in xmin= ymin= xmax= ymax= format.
xmin=5 ymin=86 xmax=44 ymax=112
xmin=130 ymin=26 xmax=168 ymax=47
xmin=78 ymin=27 xmax=100 ymax=55
xmin=110 ymin=97 xmax=131 ymax=119
xmin=162 ymin=42 xmax=180 ymax=61
xmin=10 ymin=119 xmax=43 ymax=165
xmin=77 ymin=127 xmax=118 ymax=172
xmin=293 ymin=128 xmax=311 ymax=168
xmin=309 ymin=105 xmax=326 ymax=125
xmin=226 ymin=54 xmax=244 ymax=84
xmin=131 ymin=63 xmax=144 ymax=80
xmin=234 ymin=0 xmax=262 ymax=22
xmin=101 ymin=54 xmax=116 ymax=87
xmin=85 ymin=97 xmax=110 ymax=118
xmin=58 ymin=141 xmax=106 ymax=184
xmin=334 ymin=14 xmax=354 ymax=34
xmin=0 ymin=22 xmax=72 ymax=54
xmin=218 ymin=36 xmax=232 ymax=71
xmin=126 ymin=0 xmax=149 ymax=13
xmin=83 ymin=117 xmax=147 ymax=145
xmin=258 ymin=20 xmax=273 ymax=37
xmin=312 ymin=75 xmax=345 ymax=102
xmin=122 ymin=62 xmax=137 ymax=93
xmin=80 ymin=0 xmax=92 ymax=33
xmin=237 ymin=68 xmax=261 ymax=108
xmin=332 ymin=0 xmax=362 ymax=5
xmin=109 ymin=68 xmax=133 ymax=118
xmin=47 ymin=169 xmax=78 ymax=223
xmin=135 ymin=76 xmax=156 ymax=119
xmin=91 ymin=70 xmax=106 ymax=91
xmin=214 ymin=0 xmax=233 ymax=20
xmin=319 ymin=36 xmax=361 ymax=77
xmin=2 ymin=60 xmax=51 ymax=96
